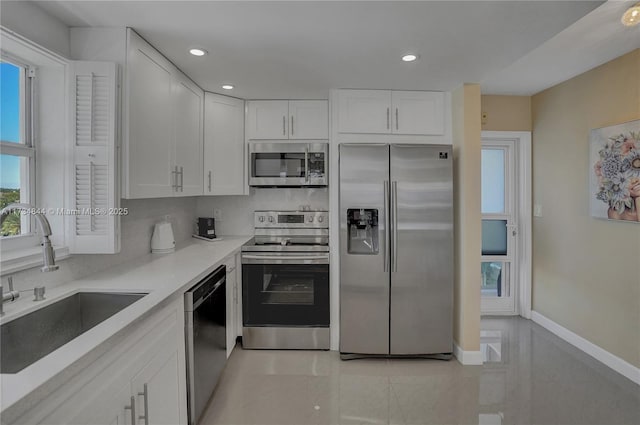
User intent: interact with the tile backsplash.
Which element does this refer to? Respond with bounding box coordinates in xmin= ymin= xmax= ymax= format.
xmin=4 ymin=188 xmax=329 ymax=292
xmin=197 ymin=188 xmax=329 ymax=235
xmin=3 ymin=197 xmax=198 ymax=292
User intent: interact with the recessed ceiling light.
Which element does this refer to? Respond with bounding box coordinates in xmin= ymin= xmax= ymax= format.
xmin=621 ymin=3 xmax=640 ymax=26
xmin=402 ymin=54 xmax=418 ymax=62
xmin=189 ymin=48 xmax=207 ymax=57
xmin=221 ymin=85 xmax=234 ymax=90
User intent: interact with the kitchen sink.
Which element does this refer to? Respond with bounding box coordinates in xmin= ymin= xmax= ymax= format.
xmin=1 ymin=292 xmax=147 ymax=374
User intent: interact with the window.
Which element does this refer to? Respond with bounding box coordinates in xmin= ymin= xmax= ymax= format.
xmin=1 ymin=59 xmax=35 ymax=240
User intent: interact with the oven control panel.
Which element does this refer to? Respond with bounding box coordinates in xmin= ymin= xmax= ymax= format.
xmin=254 ymin=211 xmax=329 ymax=229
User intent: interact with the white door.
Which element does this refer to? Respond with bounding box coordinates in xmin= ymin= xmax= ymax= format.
xmin=126 ymin=42 xmax=174 ymax=198
xmin=481 ymin=140 xmax=518 ymax=315
xmin=204 ymin=93 xmax=245 ymax=195
xmin=288 ymin=100 xmax=328 ymax=139
xmin=337 ymin=90 xmax=391 ymax=134
xmin=247 ymin=100 xmax=289 ymax=139
xmin=391 ymin=91 xmax=445 ymax=135
xmin=173 ymin=78 xmax=203 ymax=196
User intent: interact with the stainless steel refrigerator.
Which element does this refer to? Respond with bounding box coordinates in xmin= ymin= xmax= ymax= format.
xmin=339 ymin=144 xmax=453 ymax=357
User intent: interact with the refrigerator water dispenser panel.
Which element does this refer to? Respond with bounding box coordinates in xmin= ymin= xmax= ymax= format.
xmin=347 ymin=209 xmax=379 ymax=254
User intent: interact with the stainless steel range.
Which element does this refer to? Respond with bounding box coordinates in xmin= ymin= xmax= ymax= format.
xmin=241 ymin=210 xmax=329 ymax=350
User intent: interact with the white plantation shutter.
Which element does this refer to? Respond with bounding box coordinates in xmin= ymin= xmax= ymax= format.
xmin=67 ymin=61 xmax=120 ymax=254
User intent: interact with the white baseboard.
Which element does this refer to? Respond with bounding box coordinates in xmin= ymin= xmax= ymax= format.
xmin=453 ymin=343 xmax=483 ymax=365
xmin=531 ymin=311 xmax=640 ymax=385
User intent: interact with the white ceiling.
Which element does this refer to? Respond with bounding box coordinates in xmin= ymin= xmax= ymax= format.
xmin=32 ymin=1 xmax=637 ymax=99
xmin=482 ymin=0 xmax=640 ymax=95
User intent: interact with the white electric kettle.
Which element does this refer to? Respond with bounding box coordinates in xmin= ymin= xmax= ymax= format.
xmin=151 ymin=219 xmax=175 ymax=254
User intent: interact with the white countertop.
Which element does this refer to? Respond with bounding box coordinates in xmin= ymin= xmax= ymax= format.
xmin=0 ymin=236 xmax=252 ymax=417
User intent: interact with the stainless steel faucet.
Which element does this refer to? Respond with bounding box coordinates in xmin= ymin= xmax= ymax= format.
xmin=0 ymin=203 xmax=59 ymax=272
xmin=0 ymin=277 xmax=20 ymax=316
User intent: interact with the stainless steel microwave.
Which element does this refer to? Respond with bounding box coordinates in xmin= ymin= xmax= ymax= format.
xmin=249 ymin=142 xmax=328 ymax=187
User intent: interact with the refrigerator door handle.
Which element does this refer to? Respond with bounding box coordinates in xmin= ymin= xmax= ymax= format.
xmin=384 ymin=180 xmax=390 ymax=272
xmin=391 ymin=180 xmax=398 ymax=272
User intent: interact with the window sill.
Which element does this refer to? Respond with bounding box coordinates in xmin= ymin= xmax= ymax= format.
xmin=0 ymin=245 xmax=70 ymax=276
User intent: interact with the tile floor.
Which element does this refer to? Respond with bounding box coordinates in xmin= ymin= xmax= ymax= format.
xmin=199 ymin=318 xmax=640 ymax=425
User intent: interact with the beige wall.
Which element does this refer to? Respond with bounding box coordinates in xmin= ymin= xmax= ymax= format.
xmin=481 ymin=95 xmax=532 ymax=132
xmin=452 ymin=84 xmax=482 ymax=353
xmin=531 ymin=49 xmax=640 ymax=368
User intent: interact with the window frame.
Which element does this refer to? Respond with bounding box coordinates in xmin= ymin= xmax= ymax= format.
xmin=1 ymin=54 xmax=39 ymax=252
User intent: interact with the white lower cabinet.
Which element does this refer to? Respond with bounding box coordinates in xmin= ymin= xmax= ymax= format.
xmin=225 ymin=254 xmax=241 ymax=358
xmin=131 ymin=346 xmax=182 ymax=425
xmin=16 ymin=299 xmax=187 ymax=425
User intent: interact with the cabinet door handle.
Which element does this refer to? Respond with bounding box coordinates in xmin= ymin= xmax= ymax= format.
xmin=208 ymin=170 xmax=212 ymax=192
xmin=124 ymin=395 xmax=136 ymax=425
xmin=179 ymin=166 xmax=184 ymax=192
xmin=291 ymin=115 xmax=294 ymax=136
xmin=386 ymin=107 xmax=390 ymax=130
xmin=395 ymin=108 xmax=399 ymax=130
xmin=138 ymin=383 xmax=150 ymax=425
xmin=283 ymin=116 xmax=286 ymax=136
xmin=171 ymin=166 xmax=178 ymax=191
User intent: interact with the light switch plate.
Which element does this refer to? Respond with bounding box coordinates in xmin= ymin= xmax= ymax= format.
xmin=533 ymin=204 xmax=542 ymax=217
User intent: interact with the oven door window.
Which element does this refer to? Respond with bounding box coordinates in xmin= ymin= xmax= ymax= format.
xmin=252 ymin=153 xmax=306 ymax=178
xmin=243 ymin=264 xmax=329 ymax=327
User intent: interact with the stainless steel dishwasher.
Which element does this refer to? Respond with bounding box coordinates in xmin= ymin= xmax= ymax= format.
xmin=185 ymin=265 xmax=226 ymax=425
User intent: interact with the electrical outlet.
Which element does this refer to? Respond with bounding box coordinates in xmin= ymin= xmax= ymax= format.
xmin=213 ymin=209 xmax=223 ymax=220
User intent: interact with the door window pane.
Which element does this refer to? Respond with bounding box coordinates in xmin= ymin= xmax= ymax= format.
xmin=481 ymin=149 xmax=505 ymax=213
xmin=481 ymin=262 xmax=503 ymax=297
xmin=482 ymin=219 xmax=507 ymax=255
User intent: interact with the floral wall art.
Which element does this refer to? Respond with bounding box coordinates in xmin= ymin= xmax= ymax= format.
xmin=590 ymin=120 xmax=640 ymax=223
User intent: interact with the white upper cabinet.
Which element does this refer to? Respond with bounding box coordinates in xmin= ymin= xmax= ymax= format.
xmin=337 ymin=89 xmax=445 ymax=136
xmin=289 ymin=100 xmax=329 ymax=139
xmin=247 ymin=100 xmax=289 ymax=139
xmin=126 ymin=35 xmax=174 ymax=198
xmin=337 ymin=90 xmax=391 ymax=134
xmin=173 ymin=78 xmax=203 ymax=196
xmin=391 ymin=91 xmax=445 ymax=135
xmin=69 ymin=28 xmax=204 ymax=200
xmin=204 ymin=93 xmax=246 ymax=195
xmin=124 ymin=29 xmax=203 ymax=199
xmin=247 ymin=100 xmax=328 ymax=140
